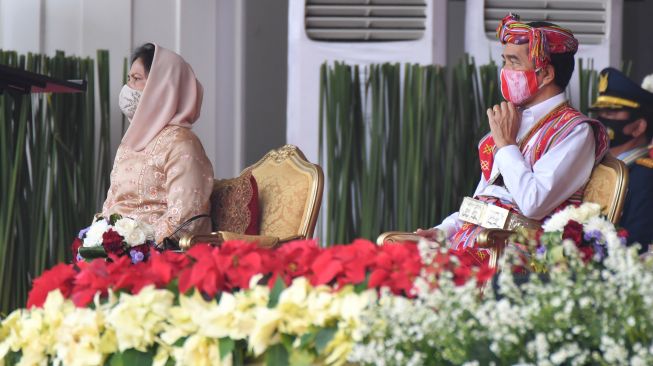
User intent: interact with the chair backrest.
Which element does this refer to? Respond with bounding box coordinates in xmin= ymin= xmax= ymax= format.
xmin=582 ymin=153 xmax=629 ymax=224
xmin=241 ymin=145 xmax=324 ymax=239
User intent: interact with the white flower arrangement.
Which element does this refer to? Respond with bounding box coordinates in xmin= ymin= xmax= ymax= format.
xmin=642 ymin=73 xmax=653 ymax=94
xmin=77 ymin=215 xmax=156 ymax=263
xmin=541 ymin=202 xmax=602 ymax=232
xmin=81 ymin=216 xmax=154 ymax=249
xmin=113 ymin=218 xmax=154 ymax=247
xmin=82 ymin=219 xmax=110 ymax=248
xmin=349 ymin=206 xmax=653 ymax=365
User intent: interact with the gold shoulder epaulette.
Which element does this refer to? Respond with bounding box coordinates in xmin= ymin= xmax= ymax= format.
xmin=635 ymin=157 xmax=653 ymax=168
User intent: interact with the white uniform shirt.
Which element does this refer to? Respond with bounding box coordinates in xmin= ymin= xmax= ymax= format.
xmin=436 ymin=93 xmax=596 ymax=238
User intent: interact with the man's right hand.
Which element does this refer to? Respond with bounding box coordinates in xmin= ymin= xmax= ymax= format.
xmin=415 ymin=228 xmax=442 ymax=241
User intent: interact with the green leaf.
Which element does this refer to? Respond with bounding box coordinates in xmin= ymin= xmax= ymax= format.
xmin=5 ymin=351 xmax=22 ymax=365
xmin=299 ymin=332 xmax=315 ymax=348
xmin=289 ymin=349 xmax=315 ymax=366
xmin=314 ymin=327 xmax=337 ymax=353
xmin=265 ymin=344 xmax=289 ymax=366
xmin=280 ymin=334 xmax=294 ymax=349
xmin=267 ymin=276 xmax=286 ymax=308
xmin=78 ymin=246 xmax=108 ymax=259
xmin=108 ymin=348 xmax=154 ymax=366
xmin=173 ymin=336 xmax=187 ymax=347
xmin=109 ymin=213 xmax=122 ymax=225
xmin=219 ymin=337 xmax=235 ymax=360
xmin=354 ymin=273 xmax=370 ymax=293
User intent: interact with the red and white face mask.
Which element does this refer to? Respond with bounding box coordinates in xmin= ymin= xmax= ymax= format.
xmin=500 ymin=68 xmax=541 ymax=106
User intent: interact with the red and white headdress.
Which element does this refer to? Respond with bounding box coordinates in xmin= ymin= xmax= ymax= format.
xmin=496 ymin=13 xmax=579 ymax=69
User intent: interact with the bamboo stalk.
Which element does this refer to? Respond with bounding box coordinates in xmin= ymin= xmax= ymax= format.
xmin=0 ymin=49 xmax=111 ymax=313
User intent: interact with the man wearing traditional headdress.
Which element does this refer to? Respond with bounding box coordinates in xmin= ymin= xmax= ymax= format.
xmin=416 ymin=14 xmax=609 ymax=263
xmin=591 ymin=67 xmax=653 ymax=250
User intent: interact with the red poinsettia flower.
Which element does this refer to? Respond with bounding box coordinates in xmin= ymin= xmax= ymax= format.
xmin=448 ymin=248 xmax=489 ymax=286
xmin=177 ymin=244 xmax=225 ymax=297
xmin=562 ymin=220 xmax=583 ymax=244
xmin=368 ymin=243 xmax=422 ymax=296
xmin=419 ymin=251 xmax=451 ymax=290
xmin=475 ymin=263 xmax=496 ymax=284
xmin=310 ymin=250 xmax=343 ymax=286
xmin=144 ymin=250 xmax=191 ymax=287
xmin=71 ymin=257 xmax=130 ymax=307
xmin=310 ymin=239 xmax=377 ymax=287
xmin=271 ymin=240 xmax=320 ymax=285
xmin=71 ymin=238 xmax=83 ymax=264
xmin=217 ymin=241 xmax=266 ymax=290
xmin=26 ymin=263 xmax=77 ymax=308
xmin=102 ymin=229 xmax=124 ymax=255
xmin=109 ymin=259 xmax=157 ymax=294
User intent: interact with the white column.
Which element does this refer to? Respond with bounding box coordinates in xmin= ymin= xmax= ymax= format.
xmin=0 ymin=0 xmax=43 ymax=53
xmin=178 ymin=0 xmax=219 ymax=174
xmin=214 ymin=0 xmax=245 ymax=178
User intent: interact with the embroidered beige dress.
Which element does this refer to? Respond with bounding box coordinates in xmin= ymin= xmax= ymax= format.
xmin=102 ymin=125 xmax=214 ymax=243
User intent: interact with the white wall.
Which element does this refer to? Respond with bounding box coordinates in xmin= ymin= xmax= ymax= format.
xmin=0 ymin=0 xmax=245 ymax=182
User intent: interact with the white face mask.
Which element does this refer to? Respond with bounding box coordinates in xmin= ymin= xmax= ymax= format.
xmin=118 ymin=84 xmax=142 ymax=121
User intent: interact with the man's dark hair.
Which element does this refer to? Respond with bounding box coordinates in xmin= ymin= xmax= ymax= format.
xmin=527 ymin=21 xmax=575 ymax=90
xmin=131 ymin=43 xmax=155 ymax=74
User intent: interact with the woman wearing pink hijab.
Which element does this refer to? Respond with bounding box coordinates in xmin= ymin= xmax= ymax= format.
xmin=102 ymin=43 xmax=214 ymax=244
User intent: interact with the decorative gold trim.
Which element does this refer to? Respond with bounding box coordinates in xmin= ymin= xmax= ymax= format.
xmin=586 ymin=153 xmax=629 ymax=224
xmin=594 ymin=95 xmax=640 ymax=109
xmin=636 ymin=157 xmax=653 ymax=169
xmin=598 ymin=72 xmax=608 ymax=93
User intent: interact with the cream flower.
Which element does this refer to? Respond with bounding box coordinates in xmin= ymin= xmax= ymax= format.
xmin=171 ymin=334 xmax=231 ymax=366
xmin=160 ymin=295 xmax=198 ymax=346
xmin=306 ymin=286 xmax=337 ymax=327
xmin=642 ymin=73 xmax=653 ymax=93
xmin=113 ymin=218 xmax=152 ymax=246
xmin=53 ymin=307 xmax=112 ymax=366
xmin=83 ymin=219 xmax=110 ymax=247
xmin=106 ymin=286 xmax=174 ymax=352
xmin=193 ymin=292 xmax=245 ymax=340
xmin=0 ymin=310 xmax=22 ymax=360
xmin=324 ymin=329 xmax=355 ymax=366
xmin=249 ymin=307 xmax=281 ymax=356
xmin=277 ymin=278 xmax=312 ymax=335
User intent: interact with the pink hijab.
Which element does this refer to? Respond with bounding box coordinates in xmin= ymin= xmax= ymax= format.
xmin=122 ymin=44 xmax=203 ymax=151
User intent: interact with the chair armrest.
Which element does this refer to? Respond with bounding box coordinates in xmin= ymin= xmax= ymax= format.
xmin=179 ymin=231 xmax=281 ymax=250
xmin=376 ymin=231 xmax=425 ymax=245
xmin=476 ymin=229 xmax=515 ymax=249
xmin=220 ymin=232 xmax=280 ymax=248
xmin=279 ymin=235 xmax=305 ymax=244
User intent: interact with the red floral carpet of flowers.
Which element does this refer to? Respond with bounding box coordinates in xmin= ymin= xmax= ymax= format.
xmin=27 ymin=240 xmax=494 ymax=308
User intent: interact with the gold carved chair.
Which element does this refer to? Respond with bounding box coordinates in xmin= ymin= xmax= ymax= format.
xmin=376 ymin=153 xmax=629 ymax=269
xmin=180 ymin=145 xmax=324 ymax=249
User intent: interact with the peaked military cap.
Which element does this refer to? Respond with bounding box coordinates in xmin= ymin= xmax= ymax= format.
xmin=591 ymin=67 xmax=653 ymax=110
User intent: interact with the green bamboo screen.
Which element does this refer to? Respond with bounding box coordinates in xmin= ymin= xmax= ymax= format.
xmin=0 ymin=50 xmax=111 ymax=313
xmin=319 ymin=57 xmax=501 ymax=245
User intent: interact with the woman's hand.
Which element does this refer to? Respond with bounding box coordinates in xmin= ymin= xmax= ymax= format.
xmin=487 ymin=101 xmax=520 ymax=148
